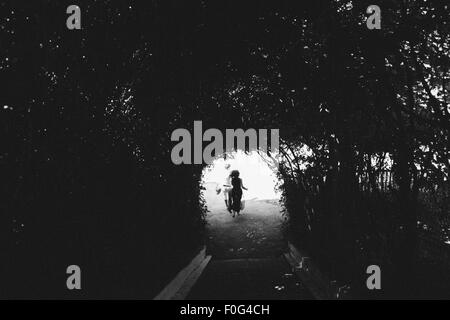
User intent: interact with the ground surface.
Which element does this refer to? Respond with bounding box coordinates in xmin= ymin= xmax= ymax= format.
xmin=187 ymin=198 xmax=313 ymax=299
xmin=206 ymin=198 xmax=286 ymax=259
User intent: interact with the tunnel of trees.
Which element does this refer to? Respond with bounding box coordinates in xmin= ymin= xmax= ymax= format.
xmin=1 ymin=1 xmax=449 ymax=298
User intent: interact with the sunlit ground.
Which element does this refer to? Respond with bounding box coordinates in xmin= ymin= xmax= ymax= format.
xmin=201 ymin=150 xmax=281 ymax=209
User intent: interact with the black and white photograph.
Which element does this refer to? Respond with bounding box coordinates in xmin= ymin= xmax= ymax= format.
xmin=1 ymin=0 xmax=449 ymax=304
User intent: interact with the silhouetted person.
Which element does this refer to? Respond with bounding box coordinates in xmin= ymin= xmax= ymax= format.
xmin=229 ymin=170 xmax=248 ymax=217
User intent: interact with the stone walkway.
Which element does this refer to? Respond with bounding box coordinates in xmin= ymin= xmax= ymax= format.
xmin=186 ymin=199 xmax=313 ymax=299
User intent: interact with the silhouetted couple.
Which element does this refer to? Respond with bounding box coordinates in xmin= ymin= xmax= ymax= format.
xmin=224 ymin=169 xmax=248 ymax=218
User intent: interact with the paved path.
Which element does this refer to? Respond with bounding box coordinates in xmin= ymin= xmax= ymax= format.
xmin=187 ymin=199 xmax=313 ymax=299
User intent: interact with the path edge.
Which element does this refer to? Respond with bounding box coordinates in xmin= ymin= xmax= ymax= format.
xmin=154 ymin=246 xmax=211 ymax=300
xmin=285 ymin=242 xmax=351 ymax=300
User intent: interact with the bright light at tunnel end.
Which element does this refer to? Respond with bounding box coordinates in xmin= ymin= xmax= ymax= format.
xmin=202 ymin=150 xmax=282 ymax=204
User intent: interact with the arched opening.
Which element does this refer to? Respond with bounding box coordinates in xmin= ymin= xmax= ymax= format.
xmin=200 ymin=150 xmax=285 ymax=259
xmin=189 ymin=150 xmax=312 ymax=299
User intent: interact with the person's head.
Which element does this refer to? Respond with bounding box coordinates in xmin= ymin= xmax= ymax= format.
xmin=230 ymin=170 xmax=240 ymax=178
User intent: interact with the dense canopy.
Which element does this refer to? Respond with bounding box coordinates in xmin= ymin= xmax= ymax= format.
xmin=1 ymin=0 xmax=448 ymax=298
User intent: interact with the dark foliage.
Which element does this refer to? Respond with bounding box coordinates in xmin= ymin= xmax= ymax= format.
xmin=1 ymin=0 xmax=448 ymax=298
